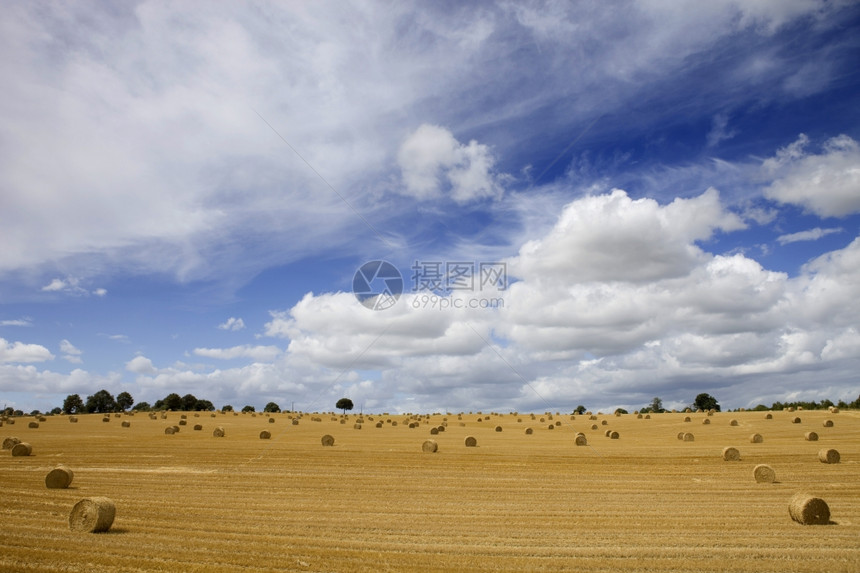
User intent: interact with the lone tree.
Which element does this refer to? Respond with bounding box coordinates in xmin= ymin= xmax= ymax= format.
xmin=62 ymin=394 xmax=85 ymax=414
xmin=574 ymin=405 xmax=586 ymax=415
xmin=694 ymin=393 xmax=720 ymax=412
xmin=263 ymin=401 xmax=281 ymax=413
xmin=116 ymin=391 xmax=134 ymax=411
xmin=336 ymin=398 xmax=354 ymax=414
xmin=85 ymin=389 xmax=117 ymax=413
xmin=646 ymin=397 xmax=664 ymax=414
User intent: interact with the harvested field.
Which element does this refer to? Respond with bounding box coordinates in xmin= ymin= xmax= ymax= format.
xmin=1 ymin=410 xmax=859 ymax=572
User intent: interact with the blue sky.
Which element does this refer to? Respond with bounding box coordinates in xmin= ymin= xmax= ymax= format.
xmin=2 ymin=1 xmax=859 ymax=414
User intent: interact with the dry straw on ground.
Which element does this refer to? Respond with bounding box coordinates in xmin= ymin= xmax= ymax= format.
xmin=750 ymin=433 xmax=763 ymax=443
xmin=753 ymin=464 xmax=776 ymax=483
xmin=464 ymin=436 xmax=477 ymax=447
xmin=212 ymin=427 xmax=225 ymax=437
xmin=45 ymin=465 xmax=74 ymax=489
xmin=69 ymin=497 xmax=115 ymax=533
xmin=788 ymin=493 xmax=830 ymax=525
xmin=321 ymin=434 xmax=335 ymax=446
xmin=11 ymin=442 xmax=32 ymax=456
xmin=422 ymin=439 xmax=438 ymax=453
xmin=818 ymin=448 xmax=840 ymax=464
xmin=722 ymin=447 xmax=740 ymax=461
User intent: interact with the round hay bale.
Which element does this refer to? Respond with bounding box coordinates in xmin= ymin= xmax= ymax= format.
xmin=212 ymin=426 xmax=225 ymax=437
xmin=429 ymin=427 xmax=439 ymax=435
xmin=69 ymin=497 xmax=115 ymax=533
xmin=682 ymin=432 xmax=694 ymax=442
xmin=684 ymin=416 xmax=691 ymax=422
xmin=69 ymin=416 xmax=78 ymax=423
xmin=702 ymin=418 xmax=710 ymax=425
xmin=495 ymin=426 xmax=502 ymax=432
xmin=588 ymin=415 xmax=597 ymax=420
xmin=818 ymin=448 xmax=840 ymax=464
xmin=292 ymin=419 xmax=299 ymax=425
xmin=804 ymin=431 xmax=819 ymax=441
xmin=791 ymin=417 xmax=801 ymax=424
xmin=822 ymin=419 xmax=834 ymax=428
xmin=750 ymin=433 xmax=763 ymax=443
xmin=722 ymin=447 xmax=740 ymax=461
xmin=101 ymin=417 xmax=109 ymax=423
xmin=464 ymin=436 xmax=477 ymax=447
xmin=5 ymin=419 xmax=13 ymax=425
xmin=164 ymin=427 xmax=175 ymax=435
xmin=610 ymin=431 xmax=619 ymax=439
xmin=353 ymin=423 xmax=362 ymax=430
xmin=829 ymin=407 xmax=839 ymax=413
xmin=575 ymin=434 xmax=587 ymax=446
xmin=437 ymin=425 xmax=445 ymax=432
xmin=677 ymin=432 xmax=685 ymax=440
xmin=753 ymin=464 xmax=776 ymax=483
xmin=707 ymin=409 xmax=714 ymax=416
xmin=121 ymin=421 xmax=131 ymax=428
xmin=259 ymin=430 xmax=271 ymax=439
xmin=590 ymin=424 xmax=598 ymax=430
xmin=765 ymin=413 xmax=772 ymax=419
xmin=193 ymin=424 xmax=202 ymax=431
xmin=422 ymin=439 xmax=438 ymax=453
xmin=46 ymin=465 xmax=74 ymax=489
xmin=601 ymin=420 xmax=608 ymax=426
xmin=547 ymin=424 xmax=554 ymax=430
xmin=604 ymin=429 xmax=612 ymax=437
xmin=180 ymin=414 xmax=187 ymax=419
xmin=178 ymin=420 xmax=187 ymax=426
xmin=730 ymin=419 xmax=739 ymax=426
xmin=637 ymin=414 xmax=643 ymax=419
xmin=321 ymin=434 xmax=335 ymax=446
xmin=789 ymin=493 xmax=830 ymax=525
xmin=524 ymin=428 xmax=533 ymax=435
xmin=28 ymin=421 xmax=39 ymax=429
xmin=11 ymin=442 xmax=32 ymax=456
xmin=172 ymin=425 xmax=179 ymax=432
xmin=2 ymin=436 xmax=21 ymax=450
xmin=268 ymin=418 xmax=275 ymax=424
xmin=644 ymin=414 xmax=651 ymax=419
xmin=376 ymin=422 xmax=383 ymax=428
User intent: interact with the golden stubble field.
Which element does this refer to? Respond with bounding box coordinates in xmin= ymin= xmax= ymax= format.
xmin=1 ymin=408 xmax=858 ymax=572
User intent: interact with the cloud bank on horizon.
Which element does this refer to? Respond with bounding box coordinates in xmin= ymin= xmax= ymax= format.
xmin=1 ymin=1 xmax=859 ymax=413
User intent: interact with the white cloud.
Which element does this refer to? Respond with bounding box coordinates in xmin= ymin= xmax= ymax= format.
xmin=706 ymin=112 xmax=737 ymax=147
xmin=126 ymin=355 xmax=157 ymax=374
xmin=397 ymin=124 xmax=504 ymax=204
xmin=218 ymin=317 xmax=245 ymax=331
xmin=0 ymin=318 xmax=32 ymax=327
xmin=0 ymin=338 xmax=54 ymax=363
xmin=93 ymin=288 xmax=108 ymax=297
xmin=60 ymin=339 xmax=83 ymax=364
xmin=777 ymin=227 xmax=843 ymax=245
xmin=40 ymin=277 xmax=105 ymax=297
xmin=763 ymin=134 xmax=860 ymax=217
xmin=192 ymin=345 xmax=281 ymax=362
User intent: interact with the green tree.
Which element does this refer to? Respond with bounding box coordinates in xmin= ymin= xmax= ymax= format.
xmin=50 ymin=407 xmax=62 ymax=415
xmin=62 ymin=394 xmax=85 ymax=414
xmin=574 ymin=405 xmax=586 ymax=415
xmin=132 ymin=401 xmax=151 ymax=412
xmin=181 ymin=393 xmax=198 ymax=411
xmin=116 ymin=391 xmax=134 ymax=411
xmin=162 ymin=393 xmax=183 ymax=411
xmin=85 ymin=389 xmax=117 ymax=413
xmin=648 ymin=397 xmax=664 ymax=414
xmin=221 ymin=404 xmax=234 ymax=412
xmin=195 ymin=399 xmax=215 ymax=411
xmin=336 ymin=398 xmax=354 ymax=414
xmin=242 ymin=405 xmax=255 ymax=413
xmin=263 ymin=401 xmax=281 ymax=413
xmin=694 ymin=393 xmax=720 ymax=412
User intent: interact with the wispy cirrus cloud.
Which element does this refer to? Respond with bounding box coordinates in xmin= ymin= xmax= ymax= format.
xmin=778 ymin=227 xmax=844 ymax=245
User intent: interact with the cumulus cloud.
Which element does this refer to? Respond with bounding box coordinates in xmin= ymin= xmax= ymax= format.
xmin=218 ymin=317 xmax=245 ymax=331
xmin=60 ymin=339 xmax=83 ymax=364
xmin=126 ymin=355 xmax=157 ymax=374
xmin=777 ymin=227 xmax=843 ymax=245
xmin=0 ymin=338 xmax=54 ymax=363
xmin=192 ymin=345 xmax=281 ymax=362
xmin=763 ymin=134 xmax=860 ymax=217
xmin=397 ymin=124 xmax=504 ymax=204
